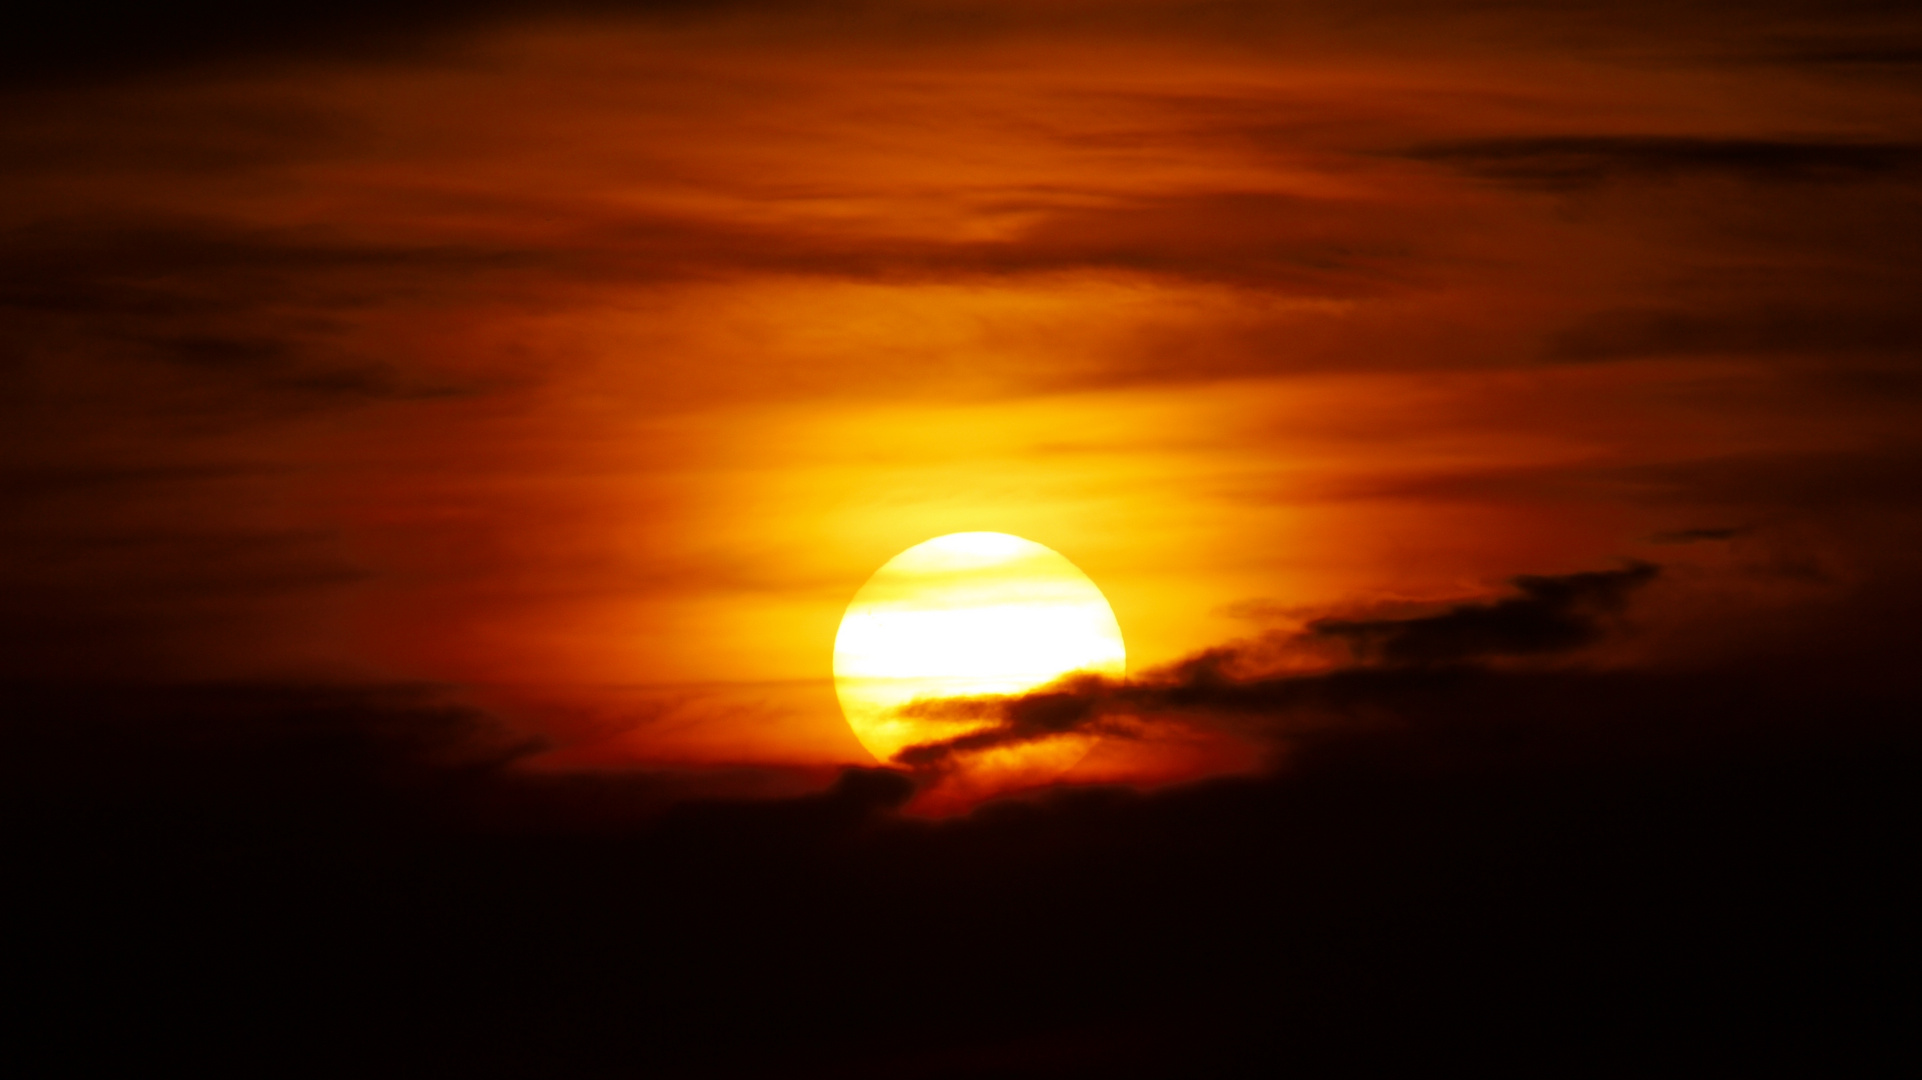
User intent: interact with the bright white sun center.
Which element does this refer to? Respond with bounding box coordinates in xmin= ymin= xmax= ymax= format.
xmin=833 ymin=532 xmax=1126 ymax=767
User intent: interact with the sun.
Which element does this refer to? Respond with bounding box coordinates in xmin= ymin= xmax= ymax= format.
xmin=833 ymin=532 xmax=1125 ymax=776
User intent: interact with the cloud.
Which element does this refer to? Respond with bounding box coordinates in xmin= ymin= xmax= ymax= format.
xmin=0 ymin=682 xmax=527 ymax=817
xmin=1411 ymin=136 xmax=1922 ymax=189
xmin=2 ymin=0 xmax=769 ymax=87
xmin=1780 ymin=45 xmax=1922 ymax=66
xmin=0 ymin=190 xmax=1398 ymax=411
xmin=1544 ymin=306 xmax=1922 ymax=363
xmin=0 ymin=453 xmax=380 ymax=680
xmin=892 ymin=562 xmax=1662 ymax=771
xmin=1307 ymin=562 xmax=1659 ymax=665
xmin=1647 ymin=525 xmax=1753 ymax=544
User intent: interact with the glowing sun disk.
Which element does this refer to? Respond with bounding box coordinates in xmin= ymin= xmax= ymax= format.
xmin=833 ymin=532 xmax=1126 ymax=768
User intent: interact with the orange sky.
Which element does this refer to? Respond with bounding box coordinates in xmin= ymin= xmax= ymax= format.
xmin=6 ymin=1 xmax=1921 ymax=782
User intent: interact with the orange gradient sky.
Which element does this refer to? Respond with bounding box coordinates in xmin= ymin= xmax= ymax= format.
xmin=6 ymin=1 xmax=1921 ymax=783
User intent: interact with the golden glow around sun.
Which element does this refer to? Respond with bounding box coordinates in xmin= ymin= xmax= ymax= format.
xmin=833 ymin=532 xmax=1126 ymax=771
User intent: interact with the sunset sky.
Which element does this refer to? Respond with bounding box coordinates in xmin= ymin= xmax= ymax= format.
xmin=8 ymin=1 xmax=1919 ymax=1072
